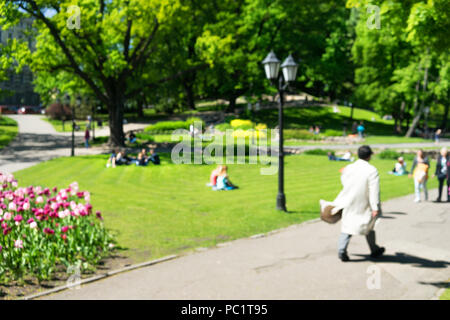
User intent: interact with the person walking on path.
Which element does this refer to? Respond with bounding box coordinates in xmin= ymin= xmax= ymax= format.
xmin=330 ymin=145 xmax=385 ymax=262
xmin=433 ymin=147 xmax=450 ymax=202
xmin=409 ymin=150 xmax=430 ymax=202
xmin=357 ymin=122 xmax=365 ymax=139
xmin=434 ymin=129 xmax=442 ymax=144
xmin=84 ymin=128 xmax=90 ymax=149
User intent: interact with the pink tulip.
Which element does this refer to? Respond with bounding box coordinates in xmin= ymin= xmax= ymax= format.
xmin=14 ymin=239 xmax=23 ymax=249
xmin=43 ymin=228 xmax=55 ymax=235
xmin=96 ymin=211 xmax=103 ymax=221
xmin=14 ymin=214 xmax=23 ymax=223
xmin=3 ymin=212 xmax=11 ymax=220
xmin=8 ymin=202 xmax=16 ymax=211
xmin=3 ymin=227 xmax=11 ymax=235
xmin=61 ymin=226 xmax=69 ymax=233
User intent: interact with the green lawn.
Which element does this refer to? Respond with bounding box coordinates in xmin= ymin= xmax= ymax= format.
xmin=13 ymin=154 xmax=438 ymax=264
xmin=441 ymin=288 xmax=450 ymax=300
xmin=0 ymin=116 xmax=18 ymax=149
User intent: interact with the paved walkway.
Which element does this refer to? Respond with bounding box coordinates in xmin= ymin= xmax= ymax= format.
xmin=1 ymin=116 xmax=448 ymax=299
xmin=0 ymin=115 xmax=147 ymax=174
xmin=0 ymin=115 xmax=109 ymax=173
xmin=45 ymin=190 xmax=449 ymax=300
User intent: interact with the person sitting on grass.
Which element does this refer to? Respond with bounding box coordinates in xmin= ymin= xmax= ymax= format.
xmin=207 ymin=165 xmax=222 ymax=188
xmin=135 ymin=148 xmax=148 ymax=166
xmin=128 ymin=131 xmax=137 ymax=144
xmin=148 ymin=148 xmax=160 ymax=165
xmin=328 ymin=151 xmax=353 ymax=162
xmin=106 ymin=149 xmax=119 ymax=168
xmin=116 ymin=150 xmax=133 ymax=166
xmin=389 ymin=157 xmax=408 ymax=176
xmin=215 ymin=166 xmax=238 ymax=191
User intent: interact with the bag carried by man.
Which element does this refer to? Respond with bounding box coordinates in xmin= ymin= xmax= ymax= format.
xmin=319 ymin=200 xmax=343 ymax=224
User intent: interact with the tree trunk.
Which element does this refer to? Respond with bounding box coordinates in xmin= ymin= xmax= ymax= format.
xmin=441 ymin=102 xmax=449 ymax=130
xmin=406 ymin=63 xmax=429 ymax=138
xmin=226 ymin=96 xmax=237 ymax=112
xmin=136 ymin=98 xmax=144 ymax=118
xmin=108 ymin=98 xmax=125 ymax=147
xmin=183 ymin=81 xmax=196 ymax=110
xmin=396 ymin=101 xmax=406 ymax=134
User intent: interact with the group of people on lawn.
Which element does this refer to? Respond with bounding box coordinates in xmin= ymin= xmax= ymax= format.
xmin=106 ymin=148 xmax=160 ymax=168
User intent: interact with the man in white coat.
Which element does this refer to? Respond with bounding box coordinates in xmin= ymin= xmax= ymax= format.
xmin=333 ymin=145 xmax=385 ymax=262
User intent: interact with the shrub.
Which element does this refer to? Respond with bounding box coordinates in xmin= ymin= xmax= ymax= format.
xmin=185 ymin=117 xmax=204 ymax=129
xmin=144 ymin=117 xmax=205 ymax=133
xmin=377 ymin=149 xmax=415 ymax=161
xmin=45 ymin=103 xmax=72 ymax=120
xmin=303 ymin=149 xmax=333 ymax=156
xmin=136 ymin=132 xmax=155 ymax=142
xmin=322 ymin=129 xmax=343 ymax=137
xmin=215 ymin=123 xmax=232 ymax=132
xmin=0 ymin=173 xmax=114 ymax=283
xmin=377 ymin=150 xmax=402 ymax=160
xmin=283 ymin=129 xmax=321 ymax=140
xmin=230 ymin=119 xmax=253 ymax=129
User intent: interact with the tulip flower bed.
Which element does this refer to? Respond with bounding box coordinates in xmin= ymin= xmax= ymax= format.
xmin=0 ymin=172 xmax=114 ymax=284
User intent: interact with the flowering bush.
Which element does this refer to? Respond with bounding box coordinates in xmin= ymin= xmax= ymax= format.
xmin=0 ymin=173 xmax=114 ymax=284
xmin=230 ymin=119 xmax=253 ymax=129
xmin=231 ymin=129 xmax=267 ymax=139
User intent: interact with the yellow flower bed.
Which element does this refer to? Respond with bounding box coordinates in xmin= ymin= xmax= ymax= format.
xmin=230 ymin=119 xmax=253 ymax=128
xmin=231 ymin=129 xmax=267 ymax=138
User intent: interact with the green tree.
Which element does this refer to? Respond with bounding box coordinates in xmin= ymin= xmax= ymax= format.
xmin=0 ymin=0 xmax=188 ymax=146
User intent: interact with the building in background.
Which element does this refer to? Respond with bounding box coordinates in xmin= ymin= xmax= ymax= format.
xmin=0 ymin=18 xmax=40 ymax=108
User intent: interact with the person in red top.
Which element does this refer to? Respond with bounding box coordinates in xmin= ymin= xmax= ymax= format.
xmin=84 ymin=128 xmax=90 ymax=148
xmin=208 ymin=165 xmax=222 ymax=188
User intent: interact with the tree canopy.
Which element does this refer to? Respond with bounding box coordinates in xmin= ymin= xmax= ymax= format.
xmin=0 ymin=0 xmax=448 ymax=143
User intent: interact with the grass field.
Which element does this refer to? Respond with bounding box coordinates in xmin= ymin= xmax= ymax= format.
xmin=0 ymin=116 xmax=18 ymax=149
xmin=441 ymin=288 xmax=450 ymax=300
xmin=13 ymin=154 xmax=438 ymax=264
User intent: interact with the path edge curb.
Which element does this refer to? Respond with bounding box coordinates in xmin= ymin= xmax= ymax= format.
xmin=22 ymin=218 xmax=323 ymax=300
xmin=22 ymin=254 xmax=178 ymax=300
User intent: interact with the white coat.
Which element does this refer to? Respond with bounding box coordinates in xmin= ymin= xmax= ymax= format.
xmin=332 ymin=159 xmax=381 ymax=235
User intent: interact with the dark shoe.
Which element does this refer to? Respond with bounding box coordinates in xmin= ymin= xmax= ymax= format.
xmin=370 ymin=247 xmax=385 ymax=258
xmin=433 ymin=198 xmax=441 ymax=203
xmin=339 ymin=252 xmax=350 ymax=262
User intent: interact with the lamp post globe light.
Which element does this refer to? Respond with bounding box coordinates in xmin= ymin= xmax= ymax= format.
xmin=262 ymin=51 xmax=299 ymax=212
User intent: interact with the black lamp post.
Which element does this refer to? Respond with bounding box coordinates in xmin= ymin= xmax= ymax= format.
xmin=262 ymin=51 xmax=299 ymax=212
xmin=63 ymin=93 xmax=75 ymax=157
xmin=91 ymin=104 xmax=96 ymax=141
